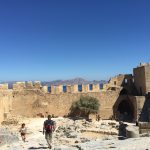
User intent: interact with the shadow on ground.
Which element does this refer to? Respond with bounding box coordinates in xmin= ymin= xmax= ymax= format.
xmin=28 ymin=147 xmax=48 ymax=149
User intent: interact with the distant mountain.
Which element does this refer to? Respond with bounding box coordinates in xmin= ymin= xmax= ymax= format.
xmin=41 ymin=78 xmax=107 ymax=86
xmin=0 ymin=78 xmax=107 ymax=89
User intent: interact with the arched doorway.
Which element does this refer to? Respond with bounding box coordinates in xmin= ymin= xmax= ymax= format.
xmin=120 ymin=89 xmax=128 ymax=95
xmin=116 ymin=100 xmax=134 ymax=122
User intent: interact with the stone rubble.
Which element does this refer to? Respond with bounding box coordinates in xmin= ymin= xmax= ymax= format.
xmin=1 ymin=117 xmax=150 ymax=150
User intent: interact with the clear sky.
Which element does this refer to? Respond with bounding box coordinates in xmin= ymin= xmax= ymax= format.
xmin=0 ymin=0 xmax=150 ymax=81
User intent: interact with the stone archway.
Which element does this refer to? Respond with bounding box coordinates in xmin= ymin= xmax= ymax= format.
xmin=117 ymin=100 xmax=134 ymax=121
xmin=113 ymin=96 xmax=135 ymax=122
xmin=120 ymin=88 xmax=128 ymax=95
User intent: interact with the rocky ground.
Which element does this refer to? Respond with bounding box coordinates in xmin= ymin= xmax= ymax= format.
xmin=0 ymin=117 xmax=150 ymax=150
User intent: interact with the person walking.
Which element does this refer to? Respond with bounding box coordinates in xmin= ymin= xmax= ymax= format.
xmin=19 ymin=123 xmax=27 ymax=142
xmin=43 ymin=115 xmax=56 ymax=149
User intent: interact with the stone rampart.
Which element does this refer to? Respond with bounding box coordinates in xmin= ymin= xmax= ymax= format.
xmin=0 ymin=66 xmax=148 ymax=123
xmin=0 ymin=83 xmax=8 ymax=90
xmin=13 ymin=81 xmax=42 ymax=90
xmin=11 ymin=89 xmax=120 ymax=119
xmin=0 ymin=90 xmax=12 ymax=122
xmin=0 ymin=76 xmax=132 ymax=122
xmin=12 ymin=82 xmax=102 ymax=94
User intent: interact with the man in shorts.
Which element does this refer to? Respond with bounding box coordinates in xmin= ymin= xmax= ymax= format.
xmin=43 ymin=115 xmax=56 ymax=149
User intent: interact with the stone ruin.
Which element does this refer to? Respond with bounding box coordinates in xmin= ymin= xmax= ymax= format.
xmin=0 ymin=62 xmax=150 ymax=125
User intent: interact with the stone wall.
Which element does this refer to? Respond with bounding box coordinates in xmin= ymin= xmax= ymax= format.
xmin=113 ymin=95 xmax=146 ymax=121
xmin=11 ymin=89 xmax=120 ymax=119
xmin=1 ymin=62 xmax=150 ymax=123
xmin=0 ymin=83 xmax=9 ymax=90
xmin=133 ymin=63 xmax=150 ymax=95
xmin=0 ymin=90 xmax=12 ymax=122
xmin=134 ymin=66 xmax=146 ymax=95
xmin=103 ymin=74 xmax=133 ymax=92
xmin=13 ymin=81 xmax=42 ymax=90
xmin=136 ymin=96 xmax=147 ymax=121
xmin=12 ymin=81 xmax=100 ymax=94
xmin=145 ymin=65 xmax=150 ymax=94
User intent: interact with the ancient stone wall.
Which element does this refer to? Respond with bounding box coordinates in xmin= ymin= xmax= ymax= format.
xmin=134 ymin=66 xmax=146 ymax=95
xmin=1 ymin=62 xmax=150 ymax=123
xmin=0 ymin=88 xmax=12 ymax=122
xmin=113 ymin=95 xmax=146 ymax=121
xmin=133 ymin=63 xmax=150 ymax=95
xmin=136 ymin=96 xmax=147 ymax=121
xmin=12 ymin=82 xmax=101 ymax=94
xmin=11 ymin=89 xmax=120 ymax=119
xmin=103 ymin=74 xmax=133 ymax=93
xmin=13 ymin=81 xmax=42 ymax=90
xmin=0 ymin=83 xmax=9 ymax=90
xmin=145 ymin=65 xmax=150 ymax=94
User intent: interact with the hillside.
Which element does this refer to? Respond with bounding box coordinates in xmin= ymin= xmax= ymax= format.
xmin=0 ymin=78 xmax=107 ymax=89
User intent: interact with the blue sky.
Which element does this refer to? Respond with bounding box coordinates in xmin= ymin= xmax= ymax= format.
xmin=0 ymin=0 xmax=150 ymax=81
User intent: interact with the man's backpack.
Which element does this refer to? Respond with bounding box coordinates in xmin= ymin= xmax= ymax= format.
xmin=44 ymin=120 xmax=54 ymax=133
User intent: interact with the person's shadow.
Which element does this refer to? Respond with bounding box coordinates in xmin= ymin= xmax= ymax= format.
xmin=28 ymin=147 xmax=48 ymax=149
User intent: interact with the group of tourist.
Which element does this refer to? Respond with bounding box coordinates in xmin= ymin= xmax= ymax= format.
xmin=19 ymin=115 xmax=56 ymax=149
xmin=19 ymin=114 xmax=101 ymax=149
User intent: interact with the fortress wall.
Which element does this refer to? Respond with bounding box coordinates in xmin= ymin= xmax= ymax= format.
xmin=42 ymin=86 xmax=48 ymax=93
xmin=82 ymin=84 xmax=89 ymax=92
xmin=107 ymin=75 xmax=124 ymax=88
xmin=12 ymin=90 xmax=46 ymax=117
xmin=71 ymin=84 xmax=78 ymax=93
xmin=135 ymin=96 xmax=146 ymax=121
xmin=145 ymin=65 xmax=150 ymax=94
xmin=11 ymin=89 xmax=120 ymax=119
xmin=0 ymin=90 xmax=12 ymax=122
xmin=92 ymin=84 xmax=100 ymax=92
xmin=104 ymin=74 xmax=133 ymax=90
xmin=34 ymin=81 xmax=42 ymax=89
xmin=51 ymin=86 xmax=56 ymax=94
xmin=13 ymin=82 xmax=26 ymax=90
xmin=12 ymin=81 xmax=42 ymax=90
xmin=12 ymin=82 xmax=102 ymax=94
xmin=0 ymin=83 xmax=8 ymax=90
xmin=66 ymin=85 xmax=71 ymax=93
xmin=26 ymin=81 xmax=33 ymax=89
xmin=55 ymin=85 xmax=63 ymax=94
xmin=134 ymin=66 xmax=146 ymax=95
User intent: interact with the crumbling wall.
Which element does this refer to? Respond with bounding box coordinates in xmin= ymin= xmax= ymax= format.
xmin=103 ymin=74 xmax=134 ymax=95
xmin=13 ymin=81 xmax=42 ymax=90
